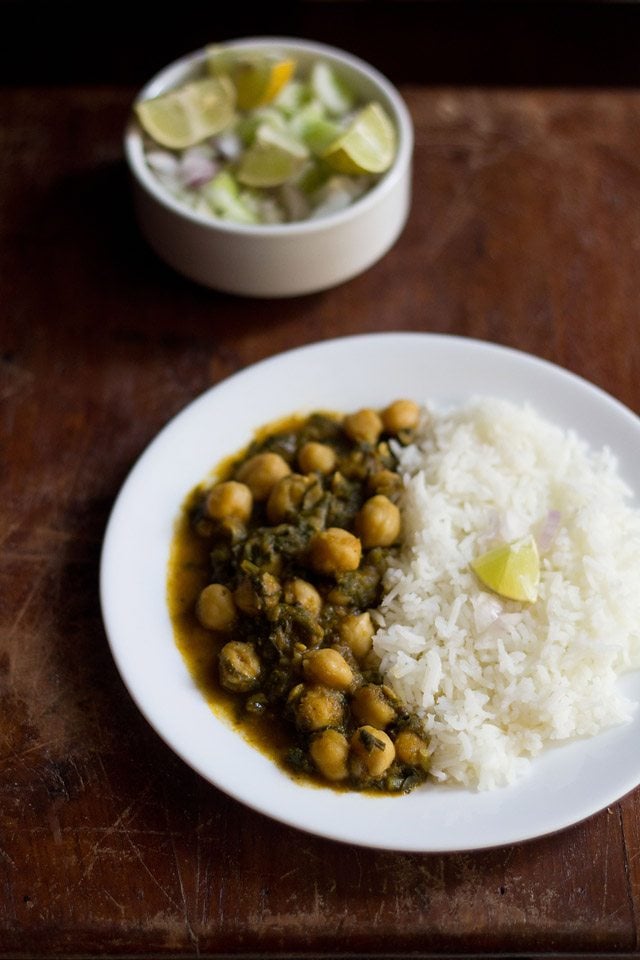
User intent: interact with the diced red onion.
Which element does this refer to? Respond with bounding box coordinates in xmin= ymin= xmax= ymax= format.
xmin=180 ymin=149 xmax=218 ymax=188
xmin=476 ymin=510 xmax=501 ymax=550
xmin=537 ymin=510 xmax=561 ymax=552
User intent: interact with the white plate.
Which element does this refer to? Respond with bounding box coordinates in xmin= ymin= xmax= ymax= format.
xmin=100 ymin=333 xmax=640 ymax=851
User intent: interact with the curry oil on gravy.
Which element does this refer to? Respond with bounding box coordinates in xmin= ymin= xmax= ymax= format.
xmin=168 ymin=500 xmax=297 ymax=763
xmin=167 ymin=416 xmax=307 ymax=780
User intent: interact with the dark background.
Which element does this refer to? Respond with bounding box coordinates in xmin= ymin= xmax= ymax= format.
xmin=2 ymin=0 xmax=640 ymax=87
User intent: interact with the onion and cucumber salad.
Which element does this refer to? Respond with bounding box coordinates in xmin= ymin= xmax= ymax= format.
xmin=134 ymin=46 xmax=398 ymax=225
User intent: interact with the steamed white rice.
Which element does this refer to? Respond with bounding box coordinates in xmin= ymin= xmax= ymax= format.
xmin=373 ymin=397 xmax=640 ymax=790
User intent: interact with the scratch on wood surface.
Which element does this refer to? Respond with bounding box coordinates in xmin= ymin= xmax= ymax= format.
xmin=3 ymin=567 xmax=47 ymax=647
xmin=617 ymin=803 xmax=638 ymax=947
xmin=102 ymin=888 xmax=125 ymax=915
xmin=353 ymin=848 xmax=363 ymax=890
xmin=371 ymin=897 xmax=386 ymax=927
xmin=0 ymin=737 xmax=66 ymax=767
xmin=19 ymin=824 xmax=177 ymax=837
xmin=169 ymin=831 xmax=199 ymax=955
xmin=602 ymin=830 xmax=611 ymax=916
xmin=312 ymin=880 xmax=324 ymax=917
xmin=194 ymin=798 xmax=202 ymax=931
xmin=47 ymin=806 xmax=62 ymax=845
xmin=78 ymin=781 xmax=174 ymax=897
xmin=163 ymin=780 xmax=199 ymax=956
xmin=0 ymin=846 xmax=16 ymax=868
xmin=121 ymin=832 xmax=181 ymax=912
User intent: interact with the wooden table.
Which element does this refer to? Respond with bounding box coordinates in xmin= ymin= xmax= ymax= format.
xmin=3 ymin=6 xmax=640 ymax=956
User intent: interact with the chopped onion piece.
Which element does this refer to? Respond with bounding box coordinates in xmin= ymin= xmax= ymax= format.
xmin=146 ymin=150 xmax=180 ymax=176
xmin=537 ymin=510 xmax=562 ymax=552
xmin=472 ymin=593 xmax=504 ymax=633
xmin=214 ymin=131 xmax=243 ymax=160
xmin=257 ymin=197 xmax=286 ymax=224
xmin=279 ymin=182 xmax=311 ymax=221
xmin=476 ymin=510 xmax=501 ymax=550
xmin=180 ymin=147 xmax=218 ymax=188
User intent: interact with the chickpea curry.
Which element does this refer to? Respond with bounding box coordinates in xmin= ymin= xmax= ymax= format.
xmin=167 ymin=400 xmax=430 ymax=793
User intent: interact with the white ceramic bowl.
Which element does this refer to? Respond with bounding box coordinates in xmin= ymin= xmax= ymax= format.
xmin=124 ymin=37 xmax=413 ymax=297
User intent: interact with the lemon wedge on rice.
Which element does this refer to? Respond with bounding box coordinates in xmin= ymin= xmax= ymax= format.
xmin=135 ymin=76 xmax=236 ymax=149
xmin=471 ymin=534 xmax=540 ymax=603
xmin=323 ymin=102 xmax=396 ymax=175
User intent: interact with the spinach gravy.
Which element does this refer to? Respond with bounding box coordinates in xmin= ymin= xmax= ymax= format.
xmin=167 ymin=401 xmax=430 ymax=793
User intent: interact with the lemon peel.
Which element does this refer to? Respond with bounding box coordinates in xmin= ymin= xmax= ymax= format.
xmin=322 ymin=102 xmax=396 ymax=175
xmin=236 ymin=124 xmax=309 ymax=188
xmin=135 ymin=76 xmax=236 ymax=149
xmin=231 ymin=57 xmax=296 ymax=111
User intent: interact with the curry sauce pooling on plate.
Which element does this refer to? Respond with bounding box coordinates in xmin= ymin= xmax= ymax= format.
xmin=167 ymin=401 xmax=430 ymax=793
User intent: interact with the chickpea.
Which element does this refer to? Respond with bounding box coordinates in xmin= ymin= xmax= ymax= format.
xmin=343 ymin=408 xmax=383 ymax=445
xmin=284 ymin=578 xmax=322 ymax=616
xmin=395 ymin=730 xmax=429 ymax=769
xmin=303 ymin=648 xmax=354 ymax=691
xmin=338 ymin=612 xmax=374 ymax=661
xmin=234 ymin=573 xmax=280 ymax=616
xmin=266 ymin=473 xmax=312 ymax=524
xmin=294 ymin=685 xmax=345 ymax=731
xmin=355 ymin=495 xmax=401 ymax=548
xmin=308 ymin=528 xmax=362 ymax=576
xmin=298 ymin=441 xmax=337 ymax=475
xmin=196 ymin=583 xmax=237 ymax=631
xmin=235 ymin=452 xmax=291 ymax=501
xmin=367 ymin=469 xmax=403 ymax=500
xmin=381 ymin=399 xmax=420 ymax=434
xmin=309 ymin=729 xmax=349 ymax=781
xmin=218 ymin=641 xmax=261 ymax=693
xmin=205 ymin=480 xmax=253 ymax=523
xmin=350 ymin=726 xmax=395 ymax=778
xmin=234 ymin=578 xmax=260 ymax=616
xmin=351 ymin=684 xmax=396 ymax=728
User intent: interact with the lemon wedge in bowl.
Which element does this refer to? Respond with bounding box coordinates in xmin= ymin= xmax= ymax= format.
xmin=235 ymin=57 xmax=295 ymax=110
xmin=323 ymin=102 xmax=396 ymax=175
xmin=236 ymin=124 xmax=309 ymax=187
xmin=310 ymin=60 xmax=355 ymax=115
xmin=208 ymin=47 xmax=296 ymax=111
xmin=471 ymin=534 xmax=540 ymax=603
xmin=135 ymin=76 xmax=236 ymax=149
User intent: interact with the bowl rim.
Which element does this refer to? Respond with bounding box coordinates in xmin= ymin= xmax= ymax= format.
xmin=123 ymin=34 xmax=414 ymax=238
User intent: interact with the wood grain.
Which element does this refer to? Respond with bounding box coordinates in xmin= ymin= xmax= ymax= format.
xmin=2 ymin=75 xmax=640 ymax=956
